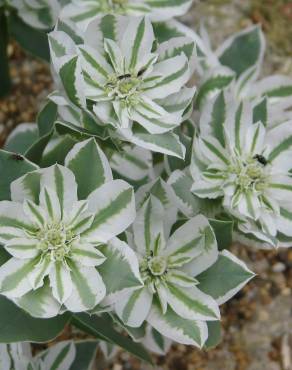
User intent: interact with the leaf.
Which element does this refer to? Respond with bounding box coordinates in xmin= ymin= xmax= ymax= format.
xmin=207 ymin=91 xmax=226 ymax=146
xmin=153 ymin=21 xmax=185 ymax=43
xmin=41 ymin=135 xmax=77 ymax=166
xmin=70 ymin=341 xmax=98 ymax=370
xmin=72 ymin=314 xmax=153 ymax=364
xmin=209 ymin=218 xmax=233 ymax=250
xmin=0 ymin=149 xmax=38 ymax=200
xmin=148 ymin=301 xmax=207 ymax=347
xmin=253 ymin=97 xmax=267 ymax=126
xmin=218 ymin=26 xmax=265 ymax=78
xmin=204 ymin=321 xmax=222 ymax=350
xmin=98 ymin=238 xmax=142 ymax=302
xmin=4 ymin=124 xmax=39 ymax=154
xmin=37 ymin=100 xmax=58 ymax=137
xmin=131 ymin=126 xmax=186 ymax=158
xmin=9 ymin=12 xmax=50 ymax=61
xmin=0 ymin=295 xmax=70 ymax=343
xmin=59 ymin=56 xmax=85 ymax=108
xmin=65 ymin=138 xmax=113 ymax=199
xmin=197 ymin=250 xmax=255 ymax=304
xmin=167 ymin=170 xmax=200 ymax=217
xmin=55 ymin=120 xmax=113 ymax=146
xmin=24 ymin=101 xmax=58 ymax=164
xmin=196 ymin=74 xmax=233 ymax=108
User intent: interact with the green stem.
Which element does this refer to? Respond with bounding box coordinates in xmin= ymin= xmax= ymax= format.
xmin=0 ymin=7 xmax=11 ymax=98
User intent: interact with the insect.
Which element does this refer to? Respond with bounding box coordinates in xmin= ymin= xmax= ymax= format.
xmin=254 ymin=154 xmax=268 ymax=166
xmin=117 ymin=74 xmax=131 ymax=80
xmin=11 ymin=153 xmax=24 ymax=161
xmin=137 ymin=68 xmax=146 ymax=77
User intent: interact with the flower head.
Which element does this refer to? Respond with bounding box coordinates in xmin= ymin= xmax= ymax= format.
xmin=49 ymin=15 xmax=195 ymax=158
xmin=191 ymin=97 xmax=292 ymax=247
xmin=0 ymin=139 xmax=137 ymax=317
xmin=115 ymin=195 xmax=253 ymax=346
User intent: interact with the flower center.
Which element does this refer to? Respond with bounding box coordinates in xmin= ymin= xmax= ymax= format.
xmin=36 ymin=223 xmax=76 ymax=261
xmin=147 ymin=256 xmax=167 ymax=276
xmin=105 ymin=75 xmax=141 ymax=105
xmin=231 ymin=154 xmax=268 ymax=192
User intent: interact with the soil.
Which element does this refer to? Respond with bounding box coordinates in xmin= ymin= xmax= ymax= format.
xmin=0 ymin=1 xmax=291 ymax=369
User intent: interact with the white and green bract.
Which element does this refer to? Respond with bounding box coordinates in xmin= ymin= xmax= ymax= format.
xmin=61 ymin=0 xmax=193 ymax=31
xmin=10 ymin=0 xmax=60 ymax=29
xmin=0 ymin=340 xmax=96 ymax=370
xmin=115 ymin=195 xmax=253 ymax=346
xmin=0 ymin=139 xmax=137 ymax=317
xmin=49 ymin=15 xmax=195 ymax=158
xmin=115 ymin=195 xmax=219 ymax=347
xmin=191 ymin=96 xmax=292 ymax=247
xmin=164 ymin=22 xmax=292 ymax=125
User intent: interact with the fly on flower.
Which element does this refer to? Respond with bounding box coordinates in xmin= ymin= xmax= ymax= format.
xmin=191 ymin=93 xmax=292 ymax=248
xmin=49 ymin=15 xmax=196 ymax=158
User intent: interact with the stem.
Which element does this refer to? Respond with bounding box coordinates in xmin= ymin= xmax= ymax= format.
xmin=0 ymin=6 xmax=11 ymax=98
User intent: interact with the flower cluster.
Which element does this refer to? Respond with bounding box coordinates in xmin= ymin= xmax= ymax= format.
xmin=1 ymin=0 xmax=292 ymax=361
xmin=49 ymin=15 xmax=195 ymax=158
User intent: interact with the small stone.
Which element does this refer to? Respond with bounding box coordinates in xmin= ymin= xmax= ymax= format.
xmin=272 ymin=262 xmax=286 ymax=273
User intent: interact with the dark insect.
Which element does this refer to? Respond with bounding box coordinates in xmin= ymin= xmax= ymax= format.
xmin=254 ymin=154 xmax=268 ymax=166
xmin=137 ymin=68 xmax=146 ymax=77
xmin=117 ymin=74 xmax=131 ymax=80
xmin=11 ymin=153 xmax=24 ymax=161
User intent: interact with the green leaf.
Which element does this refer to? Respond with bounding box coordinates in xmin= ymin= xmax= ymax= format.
xmin=132 ymin=126 xmax=185 ymax=159
xmin=72 ymin=314 xmax=153 ymax=364
xmin=197 ymin=250 xmax=254 ymax=304
xmin=0 ymin=295 xmax=70 ymax=343
xmin=71 ymin=341 xmax=98 ymax=370
xmin=9 ymin=12 xmax=50 ymax=61
xmin=196 ymin=75 xmax=233 ymax=108
xmin=204 ymin=321 xmax=222 ymax=350
xmin=153 ymin=21 xmax=185 ymax=43
xmin=65 ymin=138 xmax=112 ymax=199
xmin=41 ymin=135 xmax=77 ymax=166
xmin=218 ymin=26 xmax=264 ymax=78
xmin=24 ymin=131 xmax=54 ymax=164
xmin=253 ymin=97 xmax=267 ymax=126
xmin=0 ymin=149 xmax=38 ymax=200
xmin=37 ymin=100 xmax=58 ymax=137
xmin=98 ymin=238 xmax=142 ymax=299
xmin=23 ymin=101 xmax=58 ymax=164
xmin=55 ymin=120 xmax=115 ymax=150
xmin=4 ymin=124 xmax=39 ymax=154
xmin=209 ymin=91 xmax=226 ymax=146
xmin=59 ymin=56 xmax=84 ymax=108
xmin=209 ymin=218 xmax=233 ymax=250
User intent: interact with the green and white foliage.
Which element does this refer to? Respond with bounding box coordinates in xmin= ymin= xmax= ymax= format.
xmin=191 ymin=24 xmax=292 ymax=124
xmin=49 ymin=15 xmax=196 ymax=158
xmin=0 ymin=340 xmax=97 ymax=370
xmin=110 ymin=145 xmax=154 ymax=186
xmin=141 ymin=325 xmax=172 ymax=355
xmin=191 ymin=93 xmax=292 ymax=248
xmin=0 ymin=138 xmax=139 ymax=317
xmin=10 ymin=0 xmax=60 ymax=30
xmin=115 ymin=195 xmax=253 ymax=346
xmin=61 ymin=0 xmax=193 ymax=31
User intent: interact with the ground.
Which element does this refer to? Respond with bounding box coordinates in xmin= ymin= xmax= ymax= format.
xmin=0 ymin=1 xmax=292 ymax=369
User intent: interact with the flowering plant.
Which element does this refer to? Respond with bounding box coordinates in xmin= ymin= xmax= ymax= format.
xmin=0 ymin=0 xmax=292 ymax=365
